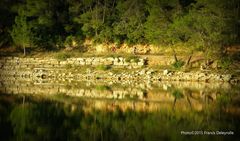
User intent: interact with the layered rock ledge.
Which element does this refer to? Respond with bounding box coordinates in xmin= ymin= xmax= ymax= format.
xmin=0 ymin=57 xmax=239 ymax=83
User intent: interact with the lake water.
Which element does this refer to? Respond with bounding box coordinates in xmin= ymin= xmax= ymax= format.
xmin=0 ymin=78 xmax=239 ymax=141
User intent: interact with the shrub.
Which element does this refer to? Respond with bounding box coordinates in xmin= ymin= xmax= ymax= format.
xmin=55 ymin=52 xmax=71 ymax=61
xmin=219 ymin=56 xmax=233 ymax=70
xmin=64 ymin=35 xmax=84 ymax=51
xmin=96 ymin=65 xmax=111 ymax=71
xmin=106 ymin=54 xmax=122 ymax=58
xmin=172 ymin=60 xmax=185 ymax=69
xmin=125 ymin=55 xmax=140 ymax=63
xmin=95 ymin=85 xmax=111 ymax=91
xmin=64 ymin=36 xmax=77 ymax=48
xmin=55 ymin=36 xmax=65 ymax=49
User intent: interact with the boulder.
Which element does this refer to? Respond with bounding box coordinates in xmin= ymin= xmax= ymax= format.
xmin=163 ymin=69 xmax=169 ymax=75
xmin=222 ymin=74 xmax=232 ymax=82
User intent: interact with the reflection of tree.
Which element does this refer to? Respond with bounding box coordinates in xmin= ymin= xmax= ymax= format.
xmin=10 ymin=96 xmax=32 ymax=141
xmin=169 ymin=88 xmax=195 ymax=110
xmin=9 ymin=98 xmax=80 ymax=141
xmin=0 ymin=94 xmax=238 ymax=141
xmin=183 ymin=88 xmax=193 ymax=110
xmin=0 ymin=95 xmax=17 ymax=141
xmin=171 ymin=89 xmax=184 ymax=110
xmin=200 ymin=90 xmax=214 ymax=108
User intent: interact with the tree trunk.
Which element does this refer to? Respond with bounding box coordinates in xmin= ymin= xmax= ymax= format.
xmin=102 ymin=0 xmax=106 ymax=23
xmin=186 ymin=51 xmax=193 ymax=66
xmin=23 ymin=95 xmax=25 ymax=105
xmin=95 ymin=0 xmax=99 ymax=37
xmin=95 ymin=29 xmax=98 ymax=36
xmin=171 ymin=47 xmax=178 ymax=62
xmin=23 ymin=46 xmax=26 ymax=56
xmin=111 ymin=0 xmax=116 ymax=11
xmin=237 ymin=0 xmax=240 ymax=39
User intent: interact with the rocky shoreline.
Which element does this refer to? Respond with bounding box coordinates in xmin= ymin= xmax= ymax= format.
xmin=0 ymin=57 xmax=239 ymax=83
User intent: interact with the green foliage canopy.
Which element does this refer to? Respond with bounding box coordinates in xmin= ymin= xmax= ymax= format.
xmin=0 ymin=0 xmax=239 ymax=57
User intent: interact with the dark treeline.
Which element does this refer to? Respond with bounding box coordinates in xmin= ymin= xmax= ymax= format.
xmin=0 ymin=0 xmax=239 ymax=56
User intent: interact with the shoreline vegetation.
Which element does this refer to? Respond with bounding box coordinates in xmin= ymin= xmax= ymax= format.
xmin=1 ymin=0 xmax=240 ymax=56
xmin=0 ymin=0 xmax=240 ymax=82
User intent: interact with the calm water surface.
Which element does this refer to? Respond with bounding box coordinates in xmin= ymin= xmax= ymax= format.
xmin=0 ymin=79 xmax=240 ymax=141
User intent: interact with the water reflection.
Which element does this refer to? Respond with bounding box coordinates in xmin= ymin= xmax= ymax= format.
xmin=0 ymin=79 xmax=240 ymax=141
xmin=0 ymin=79 xmax=235 ymax=111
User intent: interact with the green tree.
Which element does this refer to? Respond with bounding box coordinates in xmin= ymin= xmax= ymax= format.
xmin=2 ymin=0 xmax=239 ymax=55
xmin=10 ymin=97 xmax=33 ymax=141
xmin=95 ymin=0 xmax=118 ymax=43
xmin=11 ymin=14 xmax=33 ymax=56
xmin=222 ymin=0 xmax=240 ymax=45
xmin=72 ymin=0 xmax=101 ymax=38
xmin=27 ymin=0 xmax=69 ymax=49
xmin=113 ymin=0 xmax=146 ymax=44
xmin=10 ymin=0 xmax=70 ymax=50
xmin=167 ymin=0 xmax=230 ymax=60
xmin=144 ymin=0 xmax=182 ymax=45
xmin=0 ymin=0 xmax=18 ymax=48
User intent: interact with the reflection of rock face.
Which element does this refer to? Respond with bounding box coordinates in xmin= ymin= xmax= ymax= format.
xmin=0 ymin=77 xmax=235 ymax=112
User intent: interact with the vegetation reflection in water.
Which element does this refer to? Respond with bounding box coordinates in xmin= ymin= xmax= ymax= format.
xmin=0 ymin=82 xmax=240 ymax=141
